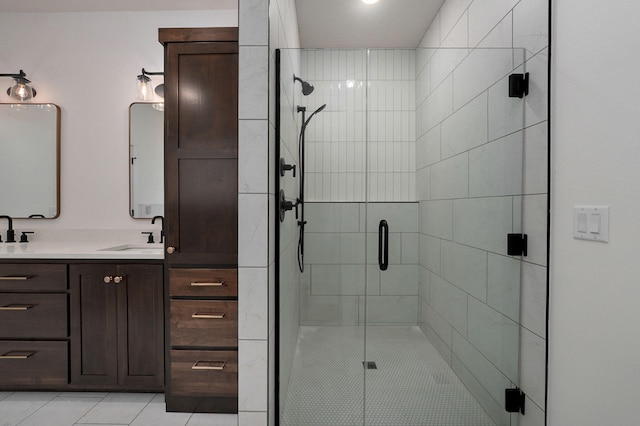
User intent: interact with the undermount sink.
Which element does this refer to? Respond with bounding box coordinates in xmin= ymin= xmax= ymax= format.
xmin=99 ymin=243 xmax=163 ymax=252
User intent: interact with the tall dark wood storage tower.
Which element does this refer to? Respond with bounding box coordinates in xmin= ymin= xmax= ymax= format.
xmin=160 ymin=27 xmax=239 ymax=414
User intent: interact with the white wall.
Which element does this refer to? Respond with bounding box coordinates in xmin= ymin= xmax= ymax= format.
xmin=549 ymin=1 xmax=640 ymax=424
xmin=0 ymin=10 xmax=237 ymax=230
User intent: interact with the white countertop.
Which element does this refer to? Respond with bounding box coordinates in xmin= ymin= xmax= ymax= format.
xmin=0 ymin=230 xmax=164 ymax=260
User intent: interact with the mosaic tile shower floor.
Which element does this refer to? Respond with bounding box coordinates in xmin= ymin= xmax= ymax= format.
xmin=281 ymin=326 xmax=496 ymax=426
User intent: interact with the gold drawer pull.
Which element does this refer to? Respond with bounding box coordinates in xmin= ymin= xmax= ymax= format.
xmin=0 ymin=304 xmax=35 ymax=311
xmin=0 ymin=275 xmax=35 ymax=281
xmin=192 ymin=360 xmax=226 ymax=371
xmin=190 ymin=281 xmax=225 ymax=287
xmin=191 ymin=312 xmax=225 ymax=319
xmin=0 ymin=351 xmax=36 ymax=359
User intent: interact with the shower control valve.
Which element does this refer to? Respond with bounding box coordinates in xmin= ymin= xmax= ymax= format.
xmin=280 ymin=158 xmax=296 ymax=177
xmin=279 ymin=190 xmax=299 ymax=222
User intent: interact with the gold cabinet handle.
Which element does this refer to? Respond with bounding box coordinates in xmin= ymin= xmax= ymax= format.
xmin=167 ymin=246 xmax=176 ymax=254
xmin=113 ymin=276 xmax=123 ymax=284
xmin=190 ymin=281 xmax=225 ymax=287
xmin=0 ymin=304 xmax=35 ymax=311
xmin=192 ymin=360 xmax=226 ymax=371
xmin=0 ymin=351 xmax=35 ymax=359
xmin=103 ymin=276 xmax=113 ymax=283
xmin=191 ymin=312 xmax=225 ymax=319
xmin=0 ymin=275 xmax=35 ymax=281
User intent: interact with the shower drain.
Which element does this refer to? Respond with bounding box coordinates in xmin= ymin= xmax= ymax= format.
xmin=362 ymin=361 xmax=377 ymax=369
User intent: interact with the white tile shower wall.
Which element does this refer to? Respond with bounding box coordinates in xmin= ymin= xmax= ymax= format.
xmin=301 ymin=202 xmax=419 ymax=326
xmin=240 ymin=0 xmax=282 ymax=424
xmin=269 ymin=0 xmax=302 ymax=423
xmin=416 ymin=0 xmax=549 ymax=425
xmin=300 ymin=49 xmax=416 ymax=202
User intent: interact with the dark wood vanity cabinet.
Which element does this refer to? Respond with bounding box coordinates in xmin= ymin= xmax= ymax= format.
xmin=162 ymin=27 xmax=238 ymax=266
xmin=0 ymin=261 xmax=163 ymax=391
xmin=0 ymin=264 xmax=69 ymax=388
xmin=160 ymin=27 xmax=239 ymax=414
xmin=167 ymin=268 xmax=238 ymax=413
xmin=70 ymin=263 xmax=164 ymax=391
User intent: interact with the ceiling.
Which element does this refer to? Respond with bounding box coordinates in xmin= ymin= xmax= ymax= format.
xmin=0 ymin=0 xmax=442 ymax=48
xmin=295 ymin=0 xmax=444 ymax=48
xmin=0 ymin=0 xmax=237 ymax=12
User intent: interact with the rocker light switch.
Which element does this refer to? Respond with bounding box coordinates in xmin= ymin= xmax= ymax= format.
xmin=574 ymin=206 xmax=609 ymax=242
xmin=589 ymin=213 xmax=601 ymax=234
xmin=576 ymin=212 xmax=588 ymax=233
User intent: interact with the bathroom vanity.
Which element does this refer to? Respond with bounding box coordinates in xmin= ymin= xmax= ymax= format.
xmin=0 ymin=25 xmax=239 ymax=416
xmin=0 ymin=246 xmax=164 ymax=391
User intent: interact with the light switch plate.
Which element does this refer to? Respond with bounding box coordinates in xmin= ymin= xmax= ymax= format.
xmin=574 ymin=206 xmax=609 ymax=242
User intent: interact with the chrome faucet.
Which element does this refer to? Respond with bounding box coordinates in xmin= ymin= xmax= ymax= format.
xmin=0 ymin=215 xmax=15 ymax=242
xmin=151 ymin=215 xmax=164 ymax=243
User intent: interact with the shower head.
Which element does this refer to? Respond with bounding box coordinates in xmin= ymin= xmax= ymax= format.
xmin=303 ymin=104 xmax=326 ymax=128
xmin=293 ymin=74 xmax=314 ymax=95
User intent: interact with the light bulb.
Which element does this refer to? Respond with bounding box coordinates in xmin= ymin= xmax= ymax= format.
xmin=137 ymin=78 xmax=154 ymax=101
xmin=9 ymin=81 xmax=35 ymax=101
xmin=361 ymin=0 xmax=379 ymax=4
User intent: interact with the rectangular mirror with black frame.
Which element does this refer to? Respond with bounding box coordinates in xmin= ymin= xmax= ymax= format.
xmin=129 ymin=102 xmax=164 ymax=218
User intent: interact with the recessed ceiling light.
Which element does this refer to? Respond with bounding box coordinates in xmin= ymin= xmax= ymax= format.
xmin=361 ymin=0 xmax=379 ymax=4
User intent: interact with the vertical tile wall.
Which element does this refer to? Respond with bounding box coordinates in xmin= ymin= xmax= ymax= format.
xmin=239 ymin=0 xmax=271 ymax=425
xmin=301 ymin=202 xmax=420 ymax=326
xmin=416 ymin=1 xmax=548 ymax=425
xmin=367 ymin=50 xmax=417 ymax=202
xmin=300 ymin=49 xmax=417 ymax=202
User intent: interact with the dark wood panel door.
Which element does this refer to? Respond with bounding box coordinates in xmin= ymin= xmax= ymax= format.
xmin=116 ymin=264 xmax=164 ymax=389
xmin=164 ymin=41 xmax=239 ymax=266
xmin=70 ymin=264 xmax=118 ymax=387
xmin=70 ymin=264 xmax=164 ymax=391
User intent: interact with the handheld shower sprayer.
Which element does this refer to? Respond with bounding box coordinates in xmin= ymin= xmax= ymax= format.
xmin=293 ymin=74 xmax=315 ymax=96
xmin=295 ymin=103 xmax=326 ymax=272
xmin=304 ymin=104 xmax=326 ymax=127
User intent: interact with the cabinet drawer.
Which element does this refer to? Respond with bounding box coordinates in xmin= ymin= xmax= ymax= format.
xmin=169 ymin=268 xmax=237 ymax=297
xmin=169 ymin=349 xmax=237 ymax=397
xmin=170 ymin=300 xmax=237 ymax=347
xmin=0 ymin=340 xmax=68 ymax=387
xmin=0 ymin=264 xmax=67 ymax=292
xmin=0 ymin=293 xmax=68 ymax=338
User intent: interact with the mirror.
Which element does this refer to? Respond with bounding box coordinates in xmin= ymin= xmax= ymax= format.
xmin=0 ymin=103 xmax=60 ymax=218
xmin=129 ymin=103 xmax=164 ymax=218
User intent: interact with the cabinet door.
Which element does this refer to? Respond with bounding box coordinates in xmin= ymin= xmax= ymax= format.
xmin=70 ymin=264 xmax=164 ymax=390
xmin=70 ymin=264 xmax=118 ymax=387
xmin=164 ymin=41 xmax=238 ymax=266
xmin=116 ymin=264 xmax=164 ymax=389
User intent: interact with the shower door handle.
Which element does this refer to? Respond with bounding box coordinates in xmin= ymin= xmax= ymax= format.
xmin=378 ymin=220 xmax=389 ymax=271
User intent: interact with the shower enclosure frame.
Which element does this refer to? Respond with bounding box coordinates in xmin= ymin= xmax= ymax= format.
xmin=275 ymin=46 xmax=528 ymax=426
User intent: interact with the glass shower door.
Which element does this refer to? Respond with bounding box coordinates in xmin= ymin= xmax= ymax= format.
xmin=277 ymin=48 xmax=369 ymax=426
xmin=363 ymin=47 xmax=527 ymax=426
xmin=277 ymin=46 xmax=527 ymax=426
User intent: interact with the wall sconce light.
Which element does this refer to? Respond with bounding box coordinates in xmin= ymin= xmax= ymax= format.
xmin=137 ymin=68 xmax=164 ymax=101
xmin=0 ymin=70 xmax=36 ymax=101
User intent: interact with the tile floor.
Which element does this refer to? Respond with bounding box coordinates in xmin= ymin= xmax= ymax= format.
xmin=280 ymin=325 xmax=496 ymax=426
xmin=0 ymin=392 xmax=237 ymax=426
xmin=2 ymin=326 xmax=497 ymax=426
